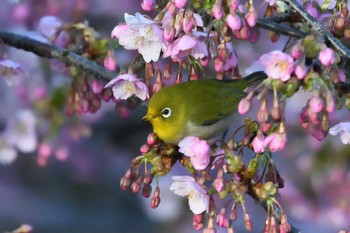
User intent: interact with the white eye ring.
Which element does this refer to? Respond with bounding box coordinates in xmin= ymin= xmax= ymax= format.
xmin=161 ymin=107 xmax=172 ymax=119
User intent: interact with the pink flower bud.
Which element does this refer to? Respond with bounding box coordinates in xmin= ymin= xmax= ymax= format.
xmin=150 ymin=186 xmax=161 ymax=208
xmin=294 ymin=63 xmax=308 ymax=79
xmin=142 ymin=183 xmax=152 ymax=198
xmin=193 ymin=214 xmax=204 ymax=230
xmin=147 ymin=132 xmax=157 ymax=145
xmin=131 ymin=176 xmax=143 ymax=193
xmin=257 ymin=100 xmax=269 ymax=122
xmin=183 ymin=17 xmax=195 ymax=33
xmin=212 ymin=1 xmax=224 ymax=20
xmin=174 ymin=0 xmax=187 ymax=9
xmin=227 ymin=13 xmax=242 ymax=31
xmin=140 ymin=144 xmax=150 ymax=154
xmin=216 ymin=208 xmax=229 ymax=228
xmin=325 ymin=93 xmax=336 ymax=113
xmin=306 ymin=3 xmax=319 ymax=19
xmin=214 ymin=57 xmax=224 ymax=73
xmin=212 ymin=169 xmax=224 ymax=192
xmin=238 ymin=97 xmax=251 ymax=114
xmin=38 ymin=143 xmax=52 ymax=158
xmin=318 ymin=48 xmax=336 ymax=66
xmin=309 ymin=96 xmax=324 ymax=113
xmin=141 ymin=0 xmax=155 ymax=11
xmin=91 ymin=80 xmax=105 ymax=94
xmin=166 ymin=2 xmax=177 ymax=15
xmin=244 ymin=213 xmax=253 ymax=231
xmin=252 ymin=134 xmax=265 ymax=153
xmin=163 ymin=26 xmax=175 ymax=42
xmin=245 ymin=10 xmax=257 ymax=27
xmin=104 ymin=54 xmax=117 ymax=71
xmin=291 ymin=44 xmax=303 ymax=59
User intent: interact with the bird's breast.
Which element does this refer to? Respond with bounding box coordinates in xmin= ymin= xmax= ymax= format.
xmin=185 ymin=114 xmax=235 ymax=140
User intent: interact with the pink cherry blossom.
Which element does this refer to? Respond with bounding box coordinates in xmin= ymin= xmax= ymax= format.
xmin=105 ymin=74 xmax=149 ymax=101
xmin=170 ymin=176 xmax=209 ymax=214
xmin=329 ymin=122 xmax=350 ymax=144
xmin=178 ymin=136 xmax=211 ymax=170
xmin=111 ymin=13 xmax=165 ymax=63
xmin=163 ymin=35 xmax=208 ymax=62
xmin=318 ymin=48 xmax=336 ymax=66
xmin=259 ymin=50 xmax=294 ymax=81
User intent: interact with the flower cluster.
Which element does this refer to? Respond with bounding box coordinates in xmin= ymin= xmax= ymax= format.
xmin=120 ymin=121 xmax=290 ymax=232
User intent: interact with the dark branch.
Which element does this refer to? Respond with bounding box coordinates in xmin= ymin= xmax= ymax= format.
xmin=257 ymin=18 xmax=307 ymax=39
xmin=0 ymin=30 xmax=116 ymax=82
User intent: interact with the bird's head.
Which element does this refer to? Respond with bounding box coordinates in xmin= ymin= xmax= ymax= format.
xmin=143 ymin=86 xmax=186 ymax=144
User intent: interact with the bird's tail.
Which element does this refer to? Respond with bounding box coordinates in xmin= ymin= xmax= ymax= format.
xmin=224 ymin=71 xmax=267 ymax=90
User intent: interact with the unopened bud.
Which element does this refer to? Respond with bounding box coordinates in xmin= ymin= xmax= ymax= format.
xmin=216 ymin=207 xmax=229 ymax=228
xmin=142 ymin=183 xmax=152 ymax=198
xmin=309 ymin=95 xmax=324 ymax=113
xmin=140 ymin=144 xmax=150 ymax=154
xmin=227 ymin=13 xmax=242 ymax=31
xmin=238 ymin=97 xmax=251 ymax=115
xmin=193 ymin=214 xmax=205 ymax=230
xmin=245 ymin=9 xmax=257 ymax=27
xmin=131 ymin=176 xmax=143 ymax=193
xmin=244 ymin=213 xmax=253 ymax=231
xmin=150 ymin=186 xmax=161 ymax=208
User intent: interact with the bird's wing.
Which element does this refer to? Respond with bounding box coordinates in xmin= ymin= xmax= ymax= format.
xmin=190 ymin=83 xmax=247 ymax=126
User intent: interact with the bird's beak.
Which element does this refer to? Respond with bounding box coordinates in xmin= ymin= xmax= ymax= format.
xmin=142 ymin=113 xmax=153 ymax=122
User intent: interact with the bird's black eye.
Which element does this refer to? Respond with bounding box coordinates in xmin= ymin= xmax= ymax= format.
xmin=161 ymin=107 xmax=172 ymax=119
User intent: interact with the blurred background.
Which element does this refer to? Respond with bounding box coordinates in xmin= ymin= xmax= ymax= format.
xmin=0 ymin=0 xmax=349 ymax=232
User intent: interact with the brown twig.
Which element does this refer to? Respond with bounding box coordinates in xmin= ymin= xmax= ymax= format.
xmin=0 ymin=30 xmax=116 ymax=82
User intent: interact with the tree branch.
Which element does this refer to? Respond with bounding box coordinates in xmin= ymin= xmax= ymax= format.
xmin=0 ymin=30 xmax=116 ymax=82
xmin=282 ymin=0 xmax=350 ymax=60
xmin=257 ymin=17 xmax=307 ymax=39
